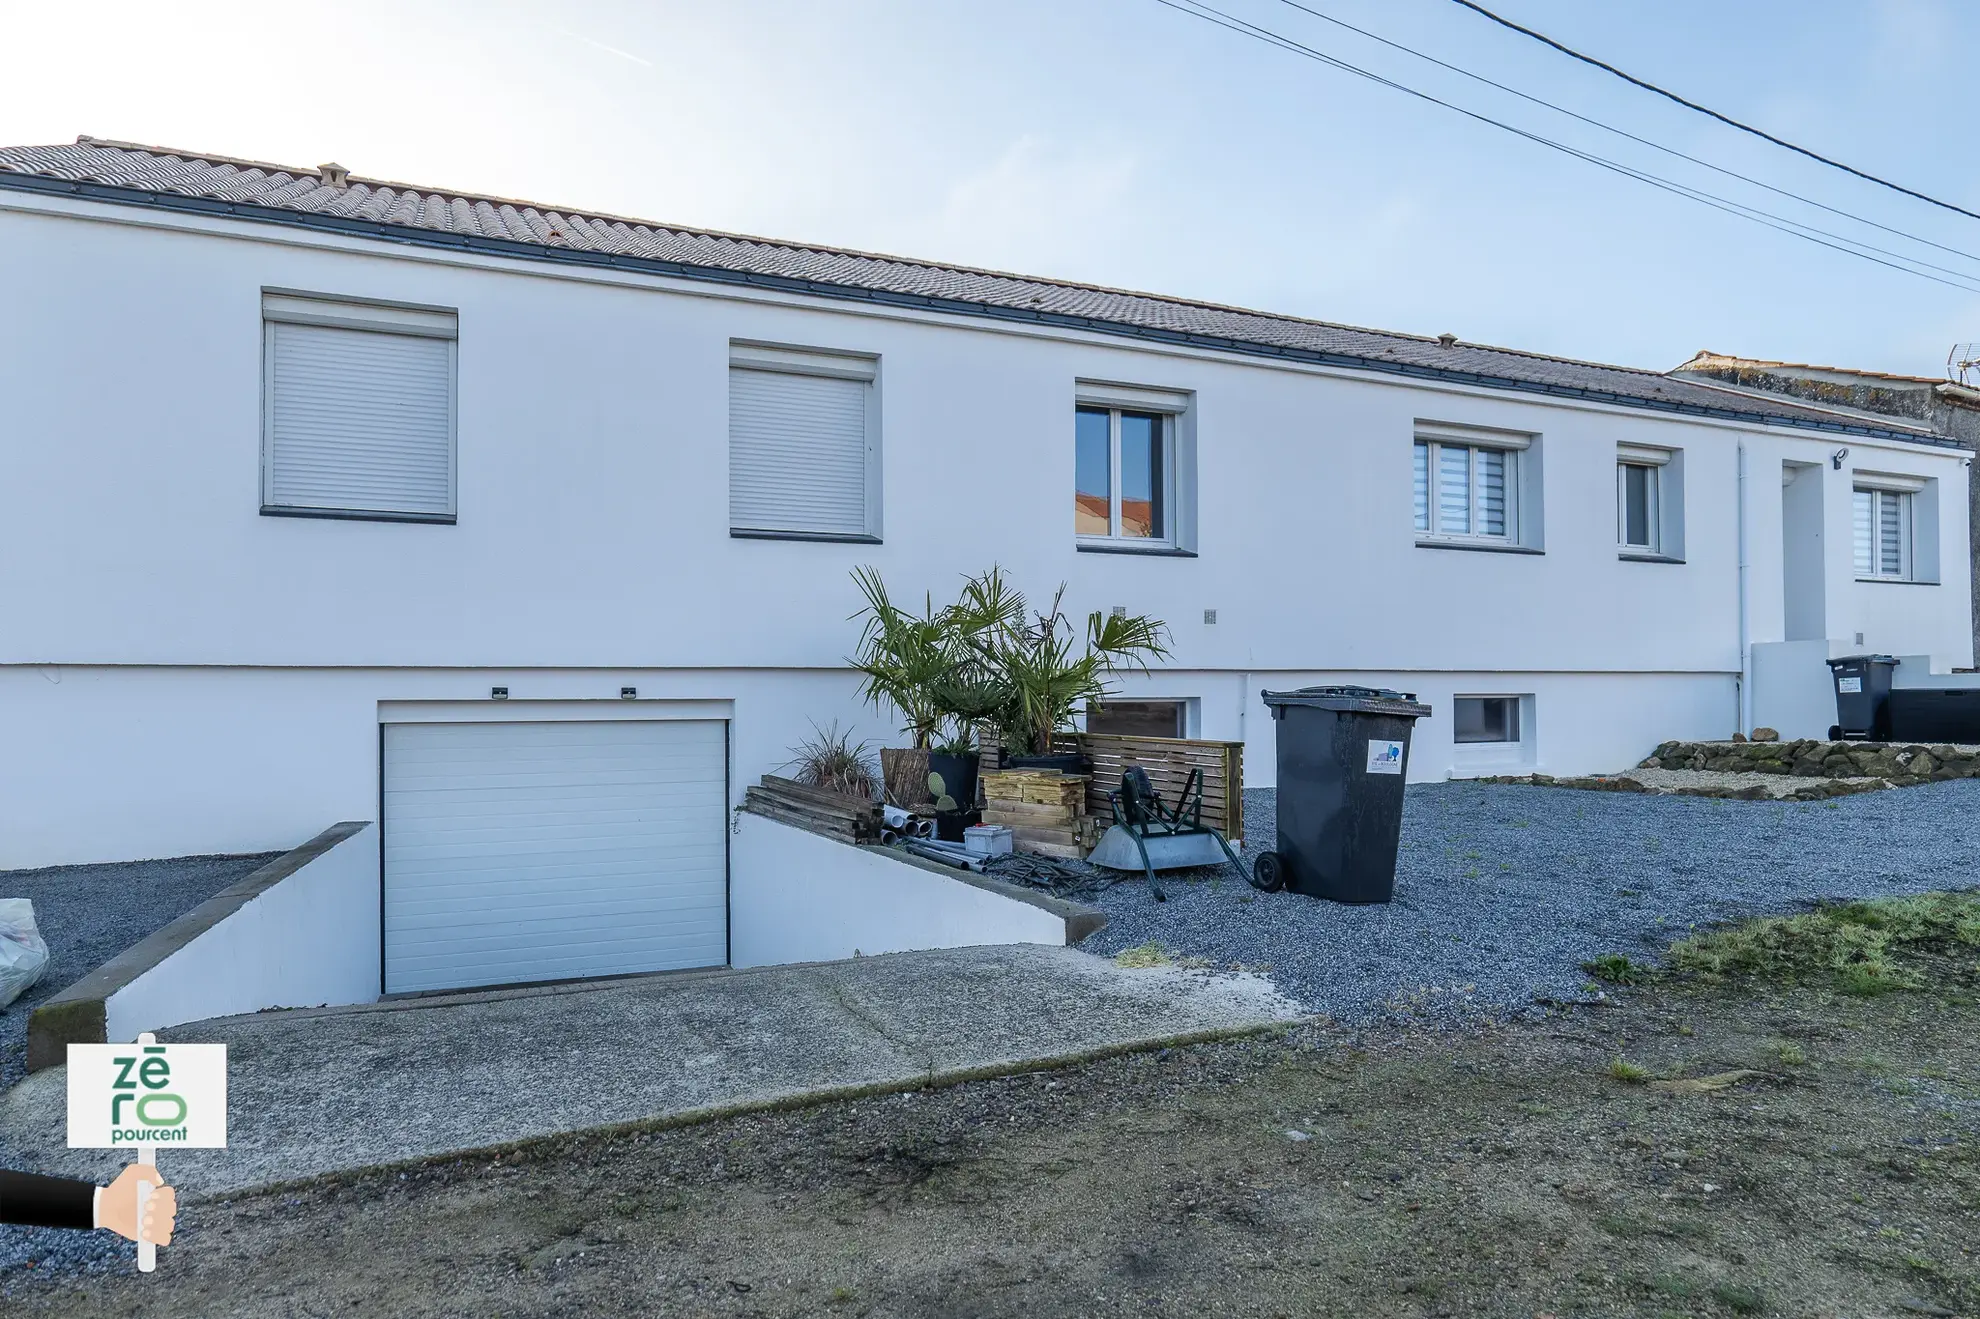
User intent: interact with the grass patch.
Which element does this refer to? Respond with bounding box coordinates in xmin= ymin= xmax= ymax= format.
xmin=1584 ymin=952 xmax=1653 ymax=985
xmin=1768 ymin=1040 xmax=1807 ymax=1067
xmin=1609 ymin=1057 xmax=1651 ymax=1084
xmin=1667 ymin=892 xmax=1980 ymax=995
xmin=1112 ymin=942 xmax=1212 ymax=970
xmin=1711 ymin=1281 xmax=1767 ymax=1313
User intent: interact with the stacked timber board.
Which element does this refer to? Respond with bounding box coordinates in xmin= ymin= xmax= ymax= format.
xmin=742 ymin=775 xmax=883 ymax=843
xmin=981 ymin=770 xmax=1102 ymax=859
xmin=1074 ymin=735 xmax=1244 ymax=842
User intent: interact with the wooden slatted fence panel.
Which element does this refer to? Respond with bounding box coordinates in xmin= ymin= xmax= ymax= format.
xmin=1070 ymin=735 xmax=1245 ymax=842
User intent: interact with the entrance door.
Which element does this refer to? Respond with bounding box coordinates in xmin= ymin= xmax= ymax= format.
xmin=1782 ymin=461 xmax=1827 ymax=641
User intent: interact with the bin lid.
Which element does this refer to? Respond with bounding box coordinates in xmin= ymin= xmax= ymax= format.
xmin=1826 ymin=654 xmax=1897 ymax=669
xmin=1261 ymin=685 xmax=1432 ymax=718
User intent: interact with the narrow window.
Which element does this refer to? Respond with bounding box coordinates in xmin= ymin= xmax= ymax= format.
xmin=1618 ymin=462 xmax=1658 ymax=551
xmin=1854 ymin=486 xmax=1912 ymax=579
xmin=1454 ymin=696 xmax=1521 ymax=744
xmin=1074 ymin=405 xmax=1174 ymax=545
xmin=261 ymin=292 xmax=458 ymax=522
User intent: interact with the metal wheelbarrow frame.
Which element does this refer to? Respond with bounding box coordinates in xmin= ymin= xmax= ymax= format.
xmin=1087 ymin=765 xmax=1246 ymax=901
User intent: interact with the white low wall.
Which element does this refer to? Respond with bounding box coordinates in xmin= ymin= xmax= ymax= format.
xmin=1751 ymin=640 xmax=1840 ymax=741
xmin=729 ymin=811 xmax=1073 ymax=969
xmin=103 ymin=823 xmax=380 ymax=1040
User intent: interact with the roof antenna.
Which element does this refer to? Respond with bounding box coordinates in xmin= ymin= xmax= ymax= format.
xmin=1950 ymin=343 xmax=1980 ymax=388
xmin=318 ymin=162 xmax=350 ymax=188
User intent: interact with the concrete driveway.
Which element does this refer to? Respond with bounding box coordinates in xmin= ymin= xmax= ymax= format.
xmin=0 ymin=944 xmax=1299 ymax=1197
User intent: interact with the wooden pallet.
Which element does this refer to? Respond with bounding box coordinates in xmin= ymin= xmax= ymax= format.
xmin=1070 ymin=735 xmax=1244 ymax=842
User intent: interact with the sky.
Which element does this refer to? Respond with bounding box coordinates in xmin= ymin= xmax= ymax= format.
xmin=2 ymin=0 xmax=1974 ymax=377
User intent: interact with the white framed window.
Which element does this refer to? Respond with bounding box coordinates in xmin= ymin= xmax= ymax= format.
xmin=1616 ymin=443 xmax=1674 ymax=554
xmin=1853 ymin=483 xmax=1915 ymax=580
xmin=1412 ymin=430 xmax=1525 ymax=543
xmin=1074 ymin=381 xmax=1193 ymax=551
xmin=729 ymin=341 xmax=880 ymax=542
xmin=261 ymin=290 xmax=458 ymax=522
xmin=1454 ymin=695 xmax=1521 ymax=744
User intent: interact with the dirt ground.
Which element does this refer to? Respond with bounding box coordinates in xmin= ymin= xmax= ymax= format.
xmin=8 ymin=946 xmax=1977 ymax=1318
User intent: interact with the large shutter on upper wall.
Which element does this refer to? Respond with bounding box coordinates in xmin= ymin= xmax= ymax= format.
xmin=266 ymin=320 xmax=455 ymax=516
xmin=728 ymin=366 xmax=871 ymax=536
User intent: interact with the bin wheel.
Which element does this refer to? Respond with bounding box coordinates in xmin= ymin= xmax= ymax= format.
xmin=1829 ymin=725 xmax=1842 ymax=741
xmin=1250 ymin=851 xmax=1286 ymax=893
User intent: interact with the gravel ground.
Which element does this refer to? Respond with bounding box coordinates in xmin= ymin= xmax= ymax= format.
xmin=1 ymin=852 xmax=276 ymax=1279
xmin=1079 ymin=780 xmax=1980 ymax=1021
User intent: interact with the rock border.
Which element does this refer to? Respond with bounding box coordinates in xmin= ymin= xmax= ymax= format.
xmin=1482 ymin=737 xmax=1980 ymax=801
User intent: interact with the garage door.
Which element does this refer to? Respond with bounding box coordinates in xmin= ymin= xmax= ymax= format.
xmin=382 ymin=719 xmax=729 ymax=994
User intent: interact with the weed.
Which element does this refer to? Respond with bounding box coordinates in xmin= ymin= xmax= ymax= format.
xmin=828 ymin=1286 xmax=857 ymax=1305
xmin=1646 ymin=1273 xmax=1701 ymax=1298
xmin=1769 ymin=1040 xmax=1807 ymax=1067
xmin=1584 ymin=953 xmax=1652 ymax=986
xmin=1711 ymin=1281 xmax=1766 ymax=1313
xmin=1114 ymin=942 xmax=1174 ymax=968
xmin=1609 ymin=1057 xmax=1651 ymax=1084
xmin=1667 ymin=892 xmax=1980 ymax=994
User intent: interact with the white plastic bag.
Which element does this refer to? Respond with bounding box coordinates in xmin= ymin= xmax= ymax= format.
xmin=0 ymin=898 xmax=50 ymax=1010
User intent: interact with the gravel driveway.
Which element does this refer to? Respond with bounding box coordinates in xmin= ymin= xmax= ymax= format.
xmin=1081 ymin=780 xmax=1980 ymax=1021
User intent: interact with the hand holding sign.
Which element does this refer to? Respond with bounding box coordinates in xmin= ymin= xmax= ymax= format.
xmin=99 ymin=1163 xmax=177 ymax=1246
xmin=68 ymin=1031 xmax=225 ymax=1273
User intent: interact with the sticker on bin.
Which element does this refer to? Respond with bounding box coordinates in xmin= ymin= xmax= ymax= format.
xmin=1366 ymin=740 xmax=1405 ymax=774
xmin=1838 ymin=676 xmax=1863 ymax=693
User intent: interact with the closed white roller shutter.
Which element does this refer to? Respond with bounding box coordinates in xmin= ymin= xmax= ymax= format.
xmin=265 ymin=317 xmax=455 ymax=517
xmin=729 ymin=364 xmax=872 ymax=537
xmin=382 ymin=719 xmax=729 ymax=994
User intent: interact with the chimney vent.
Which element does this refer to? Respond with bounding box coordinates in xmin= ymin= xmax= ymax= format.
xmin=1437 ymin=333 xmax=1458 ymax=348
xmin=318 ymin=162 xmax=350 ymax=188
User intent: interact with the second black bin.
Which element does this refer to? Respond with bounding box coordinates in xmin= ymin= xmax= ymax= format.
xmin=1254 ymin=686 xmax=1431 ymax=904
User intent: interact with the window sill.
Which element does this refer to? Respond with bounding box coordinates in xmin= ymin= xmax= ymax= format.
xmin=261 ymin=505 xmax=455 ymax=525
xmin=1618 ymin=551 xmax=1685 ymax=565
xmin=1076 ymin=542 xmax=1198 ymax=558
xmin=1414 ymin=538 xmax=1542 ymax=556
xmin=731 ymin=528 xmax=883 ymax=544
xmin=1855 ymin=576 xmax=1936 ymax=586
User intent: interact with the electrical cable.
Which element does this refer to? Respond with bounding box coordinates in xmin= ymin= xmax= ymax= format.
xmin=1271 ymin=0 xmax=1980 ymax=274
xmin=1145 ymin=0 xmax=1980 ymax=295
xmin=1443 ymin=0 xmax=1980 ymax=225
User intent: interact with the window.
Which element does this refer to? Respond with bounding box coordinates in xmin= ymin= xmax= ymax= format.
xmin=729 ymin=342 xmax=880 ymax=541
xmin=1614 ymin=443 xmax=1679 ymax=556
xmin=1854 ymin=486 xmax=1912 ymax=579
xmin=261 ymin=291 xmax=457 ymax=522
xmin=1086 ymin=699 xmax=1189 ymax=738
xmin=1076 ymin=406 xmax=1170 ymax=542
xmin=1618 ymin=462 xmax=1658 ymax=550
xmin=1412 ymin=430 xmax=1526 ymax=543
xmin=1454 ymin=696 xmax=1520 ymax=744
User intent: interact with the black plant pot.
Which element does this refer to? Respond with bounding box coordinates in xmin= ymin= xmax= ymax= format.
xmin=926 ymin=752 xmax=980 ymax=814
xmin=934 ymin=808 xmax=979 ymax=843
xmin=1005 ymin=752 xmax=1092 ymax=776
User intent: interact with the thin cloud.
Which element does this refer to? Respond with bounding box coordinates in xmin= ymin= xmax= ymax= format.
xmin=554 ymin=26 xmax=653 ymax=68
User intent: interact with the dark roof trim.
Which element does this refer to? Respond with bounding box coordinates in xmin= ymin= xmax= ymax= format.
xmin=2 ymin=170 xmax=1959 ymax=449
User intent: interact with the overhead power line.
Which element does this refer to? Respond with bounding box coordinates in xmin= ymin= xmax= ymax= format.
xmin=1444 ymin=0 xmax=1980 ymax=225
xmin=1143 ymin=0 xmax=1980 ymax=295
xmin=1271 ymin=0 xmax=1980 ymax=274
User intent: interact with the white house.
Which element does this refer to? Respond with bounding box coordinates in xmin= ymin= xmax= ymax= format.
xmin=1 ymin=138 xmax=1970 ymax=994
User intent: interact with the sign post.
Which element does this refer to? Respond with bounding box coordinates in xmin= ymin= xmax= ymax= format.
xmin=66 ymin=1032 xmax=227 ymax=1273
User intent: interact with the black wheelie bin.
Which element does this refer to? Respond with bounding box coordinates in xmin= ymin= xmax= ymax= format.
xmin=1251 ymin=686 xmax=1431 ymax=904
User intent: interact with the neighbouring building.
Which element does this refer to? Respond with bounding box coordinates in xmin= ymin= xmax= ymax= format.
xmin=1 ymin=138 xmax=1972 ymax=992
xmin=1673 ymin=352 xmax=1980 ymax=660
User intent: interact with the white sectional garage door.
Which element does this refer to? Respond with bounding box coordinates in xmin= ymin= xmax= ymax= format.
xmin=382 ymin=719 xmax=729 ymax=995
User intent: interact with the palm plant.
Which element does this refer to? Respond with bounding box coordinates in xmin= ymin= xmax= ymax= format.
xmin=848 ymin=564 xmax=959 ymax=751
xmin=949 ymin=566 xmax=1169 ymax=758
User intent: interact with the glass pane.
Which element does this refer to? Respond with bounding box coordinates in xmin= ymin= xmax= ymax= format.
xmin=1454 ymin=696 xmax=1518 ymax=744
xmin=1477 ymin=447 xmax=1507 ymax=537
xmin=1437 ymin=444 xmax=1470 ymax=535
xmin=1622 ymin=463 xmax=1652 ymax=547
xmin=1075 ymin=407 xmax=1111 ymax=536
xmin=1118 ymin=412 xmax=1162 ymax=539
xmin=1412 ymin=442 xmax=1429 ymax=532
xmin=1853 ymin=489 xmax=1873 ymax=574
xmin=1879 ymin=491 xmax=1904 ymax=576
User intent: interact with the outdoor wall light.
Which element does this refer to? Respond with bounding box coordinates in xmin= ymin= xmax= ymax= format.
xmin=1832 ymin=448 xmax=1848 ymax=470
xmin=621 ymin=687 xmax=638 ymax=699
xmin=490 ymin=686 xmax=509 ymax=700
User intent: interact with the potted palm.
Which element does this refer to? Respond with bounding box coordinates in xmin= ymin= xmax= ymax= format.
xmin=948 ymin=567 xmax=1169 ymax=770
xmin=849 ymin=565 xmax=967 ymax=808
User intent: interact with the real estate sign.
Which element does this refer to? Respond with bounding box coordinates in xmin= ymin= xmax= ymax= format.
xmin=67 ymin=1039 xmax=227 ymax=1149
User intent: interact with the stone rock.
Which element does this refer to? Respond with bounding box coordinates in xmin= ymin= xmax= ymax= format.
xmin=1822 ymin=755 xmax=1859 ymax=777
xmin=1749 ymin=727 xmax=1780 ymax=742
xmin=1730 ymin=732 xmax=1748 ymax=743
xmin=1749 ymin=758 xmax=1791 ymax=775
